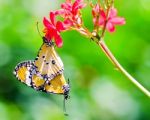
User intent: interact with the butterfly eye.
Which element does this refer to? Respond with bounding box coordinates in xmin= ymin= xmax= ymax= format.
xmin=51 ymin=60 xmax=56 ymax=65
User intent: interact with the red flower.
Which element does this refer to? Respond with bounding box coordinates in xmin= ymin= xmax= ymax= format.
xmin=43 ymin=12 xmax=65 ymax=47
xmin=61 ymin=0 xmax=86 ymax=16
xmin=57 ymin=0 xmax=86 ymax=26
xmin=43 ymin=0 xmax=86 ymax=47
xmin=92 ymin=5 xmax=126 ymax=32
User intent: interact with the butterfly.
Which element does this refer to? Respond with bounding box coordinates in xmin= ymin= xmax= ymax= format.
xmin=13 ymin=37 xmax=70 ymax=100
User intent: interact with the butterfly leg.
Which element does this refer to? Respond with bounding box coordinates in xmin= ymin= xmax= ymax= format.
xmin=63 ymin=84 xmax=70 ymax=100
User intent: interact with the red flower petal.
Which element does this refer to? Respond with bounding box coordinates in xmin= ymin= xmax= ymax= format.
xmin=98 ymin=17 xmax=105 ymax=25
xmin=106 ymin=22 xmax=115 ymax=32
xmin=110 ymin=17 xmax=126 ymax=25
xmin=54 ymin=33 xmax=63 ymax=47
xmin=43 ymin=17 xmax=53 ymax=28
xmin=50 ymin=12 xmax=55 ymax=25
xmin=45 ymin=31 xmax=52 ymax=41
xmin=56 ymin=21 xmax=66 ymax=31
xmin=55 ymin=9 xmax=65 ymax=16
xmin=61 ymin=2 xmax=72 ymax=11
xmin=73 ymin=3 xmax=86 ymax=14
xmin=73 ymin=0 xmax=83 ymax=10
xmin=64 ymin=18 xmax=73 ymax=28
xmin=72 ymin=0 xmax=85 ymax=15
xmin=100 ymin=9 xmax=106 ymax=19
xmin=109 ymin=8 xmax=117 ymax=18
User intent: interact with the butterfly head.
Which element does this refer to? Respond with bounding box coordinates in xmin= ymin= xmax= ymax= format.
xmin=42 ymin=37 xmax=54 ymax=46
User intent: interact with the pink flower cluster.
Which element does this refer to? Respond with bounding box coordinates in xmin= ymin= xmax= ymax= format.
xmin=43 ymin=0 xmax=126 ymax=47
xmin=43 ymin=0 xmax=86 ymax=47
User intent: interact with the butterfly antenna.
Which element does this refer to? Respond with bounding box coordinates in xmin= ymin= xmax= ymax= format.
xmin=63 ymin=95 xmax=68 ymax=116
xmin=68 ymin=78 xmax=71 ymax=90
xmin=36 ymin=22 xmax=42 ymax=38
xmin=68 ymin=78 xmax=70 ymax=84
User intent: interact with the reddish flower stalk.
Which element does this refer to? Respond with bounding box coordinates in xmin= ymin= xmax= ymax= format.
xmin=42 ymin=0 xmax=150 ymax=97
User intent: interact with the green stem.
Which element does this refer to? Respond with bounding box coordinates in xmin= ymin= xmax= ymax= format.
xmin=98 ymin=39 xmax=150 ymax=98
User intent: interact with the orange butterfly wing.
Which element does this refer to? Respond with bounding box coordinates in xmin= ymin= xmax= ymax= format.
xmin=34 ymin=42 xmax=64 ymax=80
xmin=14 ymin=61 xmax=68 ymax=94
xmin=14 ymin=61 xmax=33 ymax=86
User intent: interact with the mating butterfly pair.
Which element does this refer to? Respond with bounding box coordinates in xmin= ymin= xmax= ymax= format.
xmin=13 ymin=37 xmax=70 ymax=100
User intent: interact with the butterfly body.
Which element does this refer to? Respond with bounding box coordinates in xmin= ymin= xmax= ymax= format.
xmin=14 ymin=37 xmax=69 ymax=98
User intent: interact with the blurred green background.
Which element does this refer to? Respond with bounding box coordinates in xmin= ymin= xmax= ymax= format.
xmin=0 ymin=0 xmax=150 ymax=120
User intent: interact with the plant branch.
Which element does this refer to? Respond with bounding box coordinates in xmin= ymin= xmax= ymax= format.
xmin=98 ymin=38 xmax=150 ymax=98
